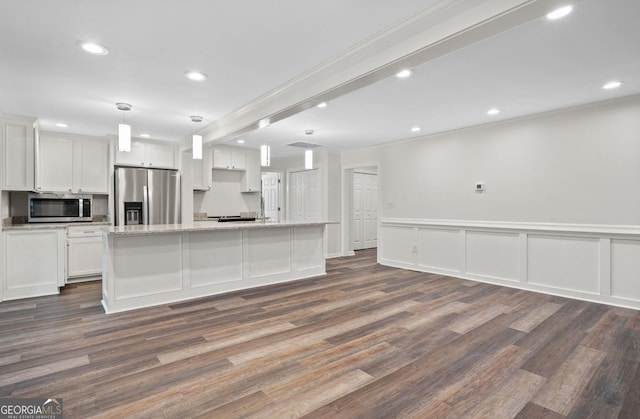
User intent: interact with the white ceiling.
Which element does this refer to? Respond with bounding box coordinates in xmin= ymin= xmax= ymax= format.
xmin=1 ymin=0 xmax=638 ymax=159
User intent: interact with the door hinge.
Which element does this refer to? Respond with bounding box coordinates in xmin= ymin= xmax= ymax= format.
xmin=278 ymin=179 xmax=281 ymax=184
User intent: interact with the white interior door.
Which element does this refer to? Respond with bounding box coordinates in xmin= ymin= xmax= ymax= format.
xmin=363 ymin=173 xmax=378 ymax=248
xmin=261 ymin=172 xmax=280 ymax=221
xmin=352 ymin=172 xmax=378 ymax=250
xmin=289 ymin=169 xmax=320 ymax=222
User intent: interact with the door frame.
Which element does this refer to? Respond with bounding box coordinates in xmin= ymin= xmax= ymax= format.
xmin=341 ymin=160 xmax=380 ymax=257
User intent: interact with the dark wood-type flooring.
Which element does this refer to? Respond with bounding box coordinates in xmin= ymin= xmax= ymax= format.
xmin=1 ymin=249 xmax=640 ymax=418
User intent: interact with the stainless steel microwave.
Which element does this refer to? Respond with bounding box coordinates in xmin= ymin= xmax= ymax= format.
xmin=28 ymin=193 xmax=92 ymax=223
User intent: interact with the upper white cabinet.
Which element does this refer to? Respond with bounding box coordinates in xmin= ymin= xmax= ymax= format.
xmin=241 ymin=149 xmax=261 ymax=193
xmin=75 ymin=139 xmax=110 ymax=193
xmin=36 ymin=132 xmax=109 ymax=194
xmin=212 ymin=147 xmax=246 ymax=170
xmin=193 ymin=146 xmax=212 ymax=191
xmin=116 ymin=139 xmax=177 ymax=169
xmin=1 ymin=115 xmax=36 ymax=191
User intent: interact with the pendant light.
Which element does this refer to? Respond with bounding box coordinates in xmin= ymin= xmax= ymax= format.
xmin=190 ymin=116 xmax=203 ymax=160
xmin=304 ymin=129 xmax=314 ymax=170
xmin=116 ymin=103 xmax=132 ymax=152
xmin=261 ymin=144 xmax=271 ymax=167
xmin=260 ymin=119 xmax=271 ymax=167
xmin=305 ymin=149 xmax=313 ymax=170
xmin=192 ymin=135 xmax=203 ymax=159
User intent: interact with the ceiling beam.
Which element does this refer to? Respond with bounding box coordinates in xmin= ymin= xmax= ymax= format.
xmin=196 ymin=0 xmax=581 ymax=146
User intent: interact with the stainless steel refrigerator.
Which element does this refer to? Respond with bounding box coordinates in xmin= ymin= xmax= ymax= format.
xmin=114 ymin=167 xmax=181 ymax=226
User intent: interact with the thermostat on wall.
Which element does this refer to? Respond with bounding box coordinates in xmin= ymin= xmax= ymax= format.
xmin=475 ymin=182 xmax=485 ymax=192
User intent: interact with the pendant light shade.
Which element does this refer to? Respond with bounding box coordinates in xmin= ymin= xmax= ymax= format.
xmin=305 ymin=149 xmax=313 ymax=170
xmin=261 ymin=144 xmax=271 ymax=167
xmin=192 ymin=135 xmax=202 ymax=159
xmin=118 ymin=123 xmax=131 ymax=152
xmin=116 ymin=103 xmax=132 ymax=152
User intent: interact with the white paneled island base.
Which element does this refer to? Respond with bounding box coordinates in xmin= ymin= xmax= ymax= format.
xmin=102 ymin=221 xmax=328 ymax=313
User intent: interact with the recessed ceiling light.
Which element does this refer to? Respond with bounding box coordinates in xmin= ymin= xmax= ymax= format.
xmin=396 ymin=69 xmax=412 ymax=78
xmin=185 ymin=71 xmax=207 ymax=81
xmin=237 ymin=139 xmax=245 ymax=144
xmin=317 ymin=102 xmax=328 ymax=108
xmin=56 ymin=123 xmax=69 ymax=128
xmin=603 ymin=80 xmax=624 ymax=90
xmin=78 ymin=41 xmax=109 ymax=56
xmin=546 ymin=5 xmax=573 ymax=20
xmin=140 ymin=133 xmax=150 ymax=138
xmin=487 ymin=108 xmax=501 ymax=116
xmin=410 ymin=126 xmax=421 ymax=132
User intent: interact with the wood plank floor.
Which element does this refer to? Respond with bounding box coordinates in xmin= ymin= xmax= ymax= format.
xmin=1 ymin=248 xmax=639 ymax=418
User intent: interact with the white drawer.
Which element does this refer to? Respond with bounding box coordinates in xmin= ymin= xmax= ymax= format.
xmin=67 ymin=225 xmax=104 ymax=238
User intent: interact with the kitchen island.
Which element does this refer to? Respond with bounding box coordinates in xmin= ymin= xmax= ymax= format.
xmin=101 ymin=220 xmax=332 ymax=313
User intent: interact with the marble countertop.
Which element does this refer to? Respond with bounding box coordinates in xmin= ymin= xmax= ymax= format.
xmin=106 ymin=220 xmax=336 ymax=236
xmin=2 ymin=221 xmax=111 ymax=231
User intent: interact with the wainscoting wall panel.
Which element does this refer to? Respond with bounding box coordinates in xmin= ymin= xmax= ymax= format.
xmin=466 ymin=231 xmax=520 ymax=282
xmin=418 ymin=228 xmax=461 ymax=273
xmin=379 ymin=218 xmax=640 ymax=309
xmin=379 ymin=225 xmax=416 ymax=267
xmin=527 ymin=235 xmax=600 ymax=294
xmin=611 ymin=239 xmax=640 ymax=302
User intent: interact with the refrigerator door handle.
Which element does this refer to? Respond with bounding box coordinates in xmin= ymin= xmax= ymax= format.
xmin=143 ymin=185 xmax=149 ymax=225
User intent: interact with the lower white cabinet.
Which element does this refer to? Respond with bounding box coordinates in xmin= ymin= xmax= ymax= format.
xmin=67 ymin=226 xmax=102 ymax=281
xmin=2 ymin=228 xmax=65 ymax=300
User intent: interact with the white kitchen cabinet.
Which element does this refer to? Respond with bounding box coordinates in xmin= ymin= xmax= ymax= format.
xmin=36 ymin=132 xmax=109 ymax=194
xmin=1 ymin=115 xmax=36 ymax=191
xmin=75 ymin=139 xmax=110 ymax=193
xmin=241 ymin=150 xmax=261 ymax=193
xmin=115 ymin=141 xmax=146 ymax=166
xmin=115 ymin=139 xmax=177 ymax=169
xmin=193 ymin=146 xmax=212 ymax=191
xmin=2 ymin=228 xmax=65 ymax=300
xmin=66 ymin=226 xmax=102 ymax=280
xmin=212 ymin=147 xmax=246 ymax=170
xmin=37 ymin=134 xmax=74 ymax=192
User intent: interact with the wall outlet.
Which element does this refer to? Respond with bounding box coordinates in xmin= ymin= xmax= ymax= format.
xmin=475 ymin=182 xmax=485 ymax=192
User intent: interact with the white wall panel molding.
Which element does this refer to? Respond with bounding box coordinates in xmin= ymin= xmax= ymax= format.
xmin=466 ymin=231 xmax=520 ymax=282
xmin=380 ymin=218 xmax=640 ymax=310
xmin=381 ymin=218 xmax=640 ymax=237
xmin=418 ymin=228 xmax=461 ymax=274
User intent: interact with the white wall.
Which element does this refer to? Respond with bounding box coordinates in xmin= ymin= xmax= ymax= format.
xmin=342 ymin=95 xmax=640 ymax=226
xmin=194 ymin=169 xmax=260 ymax=216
